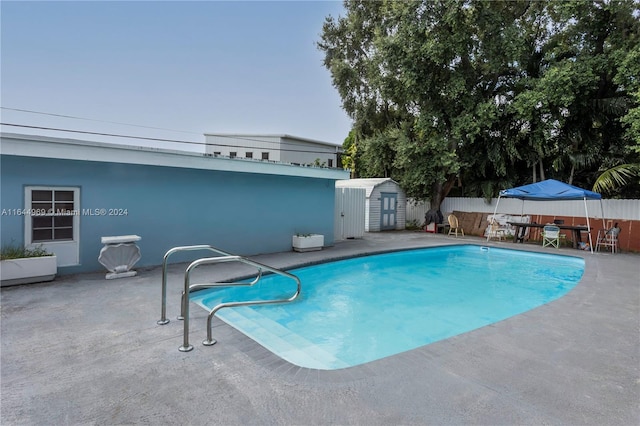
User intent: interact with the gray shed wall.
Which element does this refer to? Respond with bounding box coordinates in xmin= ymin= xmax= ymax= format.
xmin=367 ymin=181 xmax=406 ymax=232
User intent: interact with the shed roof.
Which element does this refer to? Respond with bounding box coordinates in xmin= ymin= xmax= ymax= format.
xmin=336 ymin=178 xmax=399 ymax=198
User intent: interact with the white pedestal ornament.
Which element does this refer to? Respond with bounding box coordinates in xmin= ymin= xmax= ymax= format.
xmin=98 ymin=235 xmax=142 ymax=279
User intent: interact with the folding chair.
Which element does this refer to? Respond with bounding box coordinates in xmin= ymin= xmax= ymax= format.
xmin=542 ymin=225 xmax=561 ymax=249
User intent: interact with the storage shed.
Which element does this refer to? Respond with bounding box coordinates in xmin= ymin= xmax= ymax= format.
xmin=335 ymin=178 xmax=406 ymax=232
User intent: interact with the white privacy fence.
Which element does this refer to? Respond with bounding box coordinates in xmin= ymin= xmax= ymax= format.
xmin=407 ymin=198 xmax=640 ymax=225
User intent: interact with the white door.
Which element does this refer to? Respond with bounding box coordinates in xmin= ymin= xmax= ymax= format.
xmin=334 ymin=188 xmax=366 ymax=240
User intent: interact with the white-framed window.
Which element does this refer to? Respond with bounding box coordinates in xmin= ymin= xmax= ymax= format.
xmin=262 ymin=152 xmax=269 ymax=160
xmin=245 ymin=152 xmax=253 ymax=159
xmin=229 ymin=152 xmax=237 ymax=158
xmin=25 ymin=186 xmax=80 ymax=266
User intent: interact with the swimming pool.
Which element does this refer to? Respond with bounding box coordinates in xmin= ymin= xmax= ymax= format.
xmin=191 ymin=245 xmax=585 ymax=370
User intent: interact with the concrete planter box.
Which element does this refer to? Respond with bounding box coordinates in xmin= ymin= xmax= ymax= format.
xmin=292 ymin=234 xmax=324 ymax=252
xmin=1 ymin=255 xmax=57 ymax=287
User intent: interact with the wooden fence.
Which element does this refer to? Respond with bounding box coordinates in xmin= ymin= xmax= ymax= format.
xmin=407 ymin=198 xmax=640 ymax=252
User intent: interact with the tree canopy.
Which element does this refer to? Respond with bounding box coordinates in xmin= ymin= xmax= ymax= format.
xmin=319 ymin=0 xmax=640 ymax=204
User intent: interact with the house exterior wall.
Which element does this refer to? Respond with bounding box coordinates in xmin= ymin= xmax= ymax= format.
xmin=1 ymin=155 xmax=339 ymax=275
xmin=279 ymin=137 xmax=339 ymax=167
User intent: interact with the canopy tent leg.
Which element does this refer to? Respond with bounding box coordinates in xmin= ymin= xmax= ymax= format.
xmin=487 ymin=195 xmax=502 ymax=242
xmin=583 ymin=197 xmax=594 ymax=254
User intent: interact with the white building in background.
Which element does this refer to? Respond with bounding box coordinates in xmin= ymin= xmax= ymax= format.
xmin=204 ymin=133 xmax=343 ymax=168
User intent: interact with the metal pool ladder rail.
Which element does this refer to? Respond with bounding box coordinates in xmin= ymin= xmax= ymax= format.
xmin=158 ymin=245 xmax=301 ymax=352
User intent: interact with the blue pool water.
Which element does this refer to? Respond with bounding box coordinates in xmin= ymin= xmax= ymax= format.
xmin=191 ymin=245 xmax=585 ymax=370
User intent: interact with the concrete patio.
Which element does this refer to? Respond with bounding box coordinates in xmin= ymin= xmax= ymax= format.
xmin=1 ymin=231 xmax=638 ymax=425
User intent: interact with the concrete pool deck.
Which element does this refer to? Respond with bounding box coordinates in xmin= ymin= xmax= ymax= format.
xmin=1 ymin=231 xmax=638 ymax=425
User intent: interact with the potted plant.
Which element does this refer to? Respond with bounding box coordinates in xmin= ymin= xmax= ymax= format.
xmin=0 ymin=244 xmax=57 ymax=287
xmin=292 ymin=233 xmax=324 ymax=252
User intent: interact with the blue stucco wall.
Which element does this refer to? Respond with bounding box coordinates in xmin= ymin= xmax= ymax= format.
xmin=1 ymin=155 xmax=337 ymax=274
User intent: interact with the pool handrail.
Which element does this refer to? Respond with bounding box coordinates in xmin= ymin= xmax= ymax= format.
xmin=158 ymin=245 xmax=237 ymax=325
xmin=201 ymin=259 xmax=301 ymax=347
xmin=179 ymin=255 xmax=301 ymax=352
xmin=181 ymin=269 xmax=263 ymax=319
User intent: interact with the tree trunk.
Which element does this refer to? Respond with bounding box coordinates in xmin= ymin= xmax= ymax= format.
xmin=428 ymin=176 xmax=457 ymax=214
xmin=568 ymin=164 xmax=575 ymax=184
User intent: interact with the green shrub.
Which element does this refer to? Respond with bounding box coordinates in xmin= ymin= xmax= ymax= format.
xmin=405 ymin=219 xmax=422 ymax=231
xmin=0 ymin=244 xmax=53 ymax=260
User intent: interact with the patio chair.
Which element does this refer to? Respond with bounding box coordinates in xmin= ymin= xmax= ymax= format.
xmin=486 ymin=218 xmax=506 ymax=242
xmin=447 ymin=214 xmax=464 ymax=237
xmin=542 ymin=225 xmax=561 ymax=249
xmin=596 ymin=222 xmax=621 ymax=254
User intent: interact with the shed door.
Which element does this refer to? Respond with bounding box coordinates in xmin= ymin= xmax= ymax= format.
xmin=380 ymin=192 xmax=397 ymax=230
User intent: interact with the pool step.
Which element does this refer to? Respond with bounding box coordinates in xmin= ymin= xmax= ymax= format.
xmin=218 ymin=307 xmax=351 ymax=370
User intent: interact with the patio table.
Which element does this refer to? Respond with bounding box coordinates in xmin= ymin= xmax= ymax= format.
xmin=507 ymin=222 xmax=589 ymax=249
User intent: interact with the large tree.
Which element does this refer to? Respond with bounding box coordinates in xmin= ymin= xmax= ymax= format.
xmin=319 ymin=0 xmax=639 ymax=208
xmin=508 ymin=0 xmax=640 ymax=190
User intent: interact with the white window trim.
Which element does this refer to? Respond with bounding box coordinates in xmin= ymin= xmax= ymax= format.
xmin=24 ymin=186 xmax=80 ymax=266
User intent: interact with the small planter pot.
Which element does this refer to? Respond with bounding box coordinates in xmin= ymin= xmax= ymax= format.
xmin=292 ymin=234 xmax=324 ymax=252
xmin=1 ymin=255 xmax=57 ymax=287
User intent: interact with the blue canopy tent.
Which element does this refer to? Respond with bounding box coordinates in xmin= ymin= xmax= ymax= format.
xmin=491 ymin=179 xmax=604 ymax=253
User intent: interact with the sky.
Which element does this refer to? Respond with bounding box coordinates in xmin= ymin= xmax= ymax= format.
xmin=0 ymin=0 xmax=352 ymax=151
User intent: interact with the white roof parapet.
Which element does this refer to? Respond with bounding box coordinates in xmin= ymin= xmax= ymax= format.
xmin=204 ymin=132 xmax=343 ymax=150
xmin=1 ymin=133 xmax=349 ymax=180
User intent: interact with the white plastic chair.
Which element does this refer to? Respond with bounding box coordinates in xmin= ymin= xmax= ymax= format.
xmin=486 ymin=218 xmax=506 ymax=242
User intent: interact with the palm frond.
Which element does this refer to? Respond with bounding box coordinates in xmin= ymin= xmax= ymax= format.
xmin=592 ymin=164 xmax=640 ymax=194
